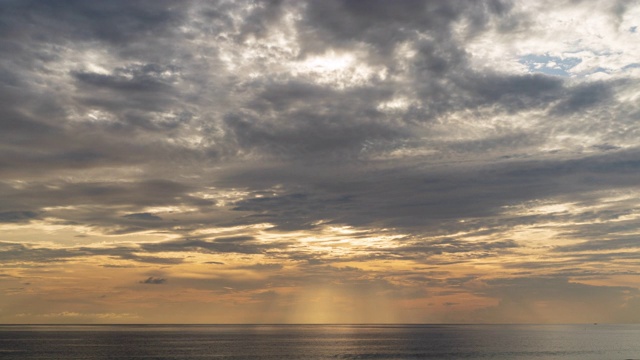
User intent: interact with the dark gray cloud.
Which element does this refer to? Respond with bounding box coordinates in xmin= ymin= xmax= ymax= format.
xmin=554 ymin=236 xmax=640 ymax=252
xmin=0 ymin=242 xmax=77 ymax=263
xmin=551 ymin=81 xmax=614 ymax=115
xmin=216 ymin=146 xmax=640 ymax=237
xmin=140 ymin=276 xmax=167 ymax=285
xmin=141 ymin=236 xmax=290 ymax=255
xmin=225 ymin=80 xmax=403 ymax=158
xmin=1 ymin=0 xmax=637 ymax=239
xmin=123 ymin=212 xmax=163 ymax=221
xmin=235 ymin=263 xmax=284 ymax=271
xmin=298 ymin=0 xmax=513 ymax=57
xmin=0 ymin=210 xmax=38 ymax=223
xmin=0 ymin=241 xmax=185 ymax=265
xmin=0 ymin=234 xmax=295 ymax=265
xmin=0 ymin=0 xmax=187 ymax=45
xmin=393 ymin=238 xmax=519 ymax=258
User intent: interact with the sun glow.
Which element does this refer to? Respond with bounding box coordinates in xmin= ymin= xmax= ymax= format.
xmin=291 ymin=51 xmax=380 ymax=88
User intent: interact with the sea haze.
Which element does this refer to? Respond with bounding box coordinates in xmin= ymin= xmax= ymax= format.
xmin=0 ymin=324 xmax=639 ymax=360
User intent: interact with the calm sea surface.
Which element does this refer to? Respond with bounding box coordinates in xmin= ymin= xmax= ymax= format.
xmin=0 ymin=324 xmax=638 ymax=359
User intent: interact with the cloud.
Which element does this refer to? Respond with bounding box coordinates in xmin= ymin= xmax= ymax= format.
xmin=123 ymin=212 xmax=163 ymax=221
xmin=0 ymin=241 xmax=184 ymax=265
xmin=235 ymin=263 xmax=284 ymax=271
xmin=0 ymin=210 xmax=38 ymax=223
xmin=392 ymin=239 xmax=519 ymax=259
xmin=551 ymin=81 xmax=615 ymax=115
xmin=140 ymin=277 xmax=167 ymax=285
xmin=205 ymin=261 xmax=225 ymax=265
xmin=554 ymin=236 xmax=640 ymax=252
xmin=2 ymin=0 xmax=187 ymax=45
xmin=141 ymin=236 xmax=291 ymax=255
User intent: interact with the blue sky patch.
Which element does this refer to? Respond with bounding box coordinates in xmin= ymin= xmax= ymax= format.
xmin=519 ymin=54 xmax=582 ymax=76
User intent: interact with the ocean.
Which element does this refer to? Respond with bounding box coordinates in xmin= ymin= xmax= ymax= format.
xmin=0 ymin=324 xmax=638 ymax=359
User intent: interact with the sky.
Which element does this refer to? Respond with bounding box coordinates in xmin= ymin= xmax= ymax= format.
xmin=1 ymin=0 xmax=640 ymax=324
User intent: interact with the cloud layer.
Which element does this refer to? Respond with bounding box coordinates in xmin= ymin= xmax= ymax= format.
xmin=1 ymin=0 xmax=639 ymax=323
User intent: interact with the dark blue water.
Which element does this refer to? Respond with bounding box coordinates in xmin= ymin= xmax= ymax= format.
xmin=0 ymin=324 xmax=638 ymax=359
